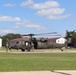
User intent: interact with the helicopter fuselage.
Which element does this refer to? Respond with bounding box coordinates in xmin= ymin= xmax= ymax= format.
xmin=9 ymin=37 xmax=66 ymax=52
xmin=9 ymin=38 xmax=32 ymax=51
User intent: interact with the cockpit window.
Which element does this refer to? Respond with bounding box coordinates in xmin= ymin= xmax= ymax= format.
xmin=16 ymin=41 xmax=19 ymax=44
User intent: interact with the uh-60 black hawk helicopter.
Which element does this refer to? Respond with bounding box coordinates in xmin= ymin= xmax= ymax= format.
xmin=8 ymin=32 xmax=73 ymax=52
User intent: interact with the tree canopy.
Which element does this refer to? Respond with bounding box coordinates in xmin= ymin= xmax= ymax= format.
xmin=65 ymin=30 xmax=76 ymax=48
xmin=1 ymin=33 xmax=21 ymax=46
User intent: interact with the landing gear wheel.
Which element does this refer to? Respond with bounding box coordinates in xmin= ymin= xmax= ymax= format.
xmin=21 ymin=49 xmax=25 ymax=52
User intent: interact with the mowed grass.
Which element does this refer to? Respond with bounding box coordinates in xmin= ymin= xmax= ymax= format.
xmin=0 ymin=53 xmax=76 ymax=71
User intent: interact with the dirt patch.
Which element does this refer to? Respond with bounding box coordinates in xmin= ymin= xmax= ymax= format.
xmin=0 ymin=49 xmax=76 ymax=53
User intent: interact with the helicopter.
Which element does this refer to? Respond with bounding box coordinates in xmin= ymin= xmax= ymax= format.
xmin=9 ymin=32 xmax=60 ymax=51
xmin=8 ymin=32 xmax=73 ymax=52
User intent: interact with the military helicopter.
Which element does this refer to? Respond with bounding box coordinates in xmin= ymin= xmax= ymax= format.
xmin=9 ymin=31 xmax=73 ymax=52
xmin=9 ymin=32 xmax=61 ymax=52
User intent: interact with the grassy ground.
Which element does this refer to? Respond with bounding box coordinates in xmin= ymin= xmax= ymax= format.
xmin=0 ymin=52 xmax=76 ymax=72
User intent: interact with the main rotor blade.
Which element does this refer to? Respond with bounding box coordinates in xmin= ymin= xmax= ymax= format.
xmin=34 ymin=32 xmax=57 ymax=36
xmin=22 ymin=34 xmax=34 ymax=36
xmin=35 ymin=34 xmax=61 ymax=36
xmin=22 ymin=32 xmax=57 ymax=36
xmin=46 ymin=34 xmax=61 ymax=36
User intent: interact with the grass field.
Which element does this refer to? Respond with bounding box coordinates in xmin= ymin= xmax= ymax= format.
xmin=0 ymin=52 xmax=76 ymax=72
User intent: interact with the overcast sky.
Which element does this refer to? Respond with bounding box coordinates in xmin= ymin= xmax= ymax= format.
xmin=0 ymin=0 xmax=76 ymax=37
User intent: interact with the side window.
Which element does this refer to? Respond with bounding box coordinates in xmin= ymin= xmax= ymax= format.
xmin=16 ymin=41 xmax=19 ymax=44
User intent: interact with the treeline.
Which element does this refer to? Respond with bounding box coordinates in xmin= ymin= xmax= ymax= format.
xmin=65 ymin=30 xmax=76 ymax=48
xmin=0 ymin=33 xmax=21 ymax=46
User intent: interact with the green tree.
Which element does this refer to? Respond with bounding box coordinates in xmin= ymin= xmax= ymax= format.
xmin=71 ymin=32 xmax=76 ymax=47
xmin=65 ymin=30 xmax=76 ymax=48
xmin=2 ymin=33 xmax=21 ymax=46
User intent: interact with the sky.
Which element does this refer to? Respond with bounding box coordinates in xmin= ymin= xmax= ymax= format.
xmin=0 ymin=0 xmax=76 ymax=37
